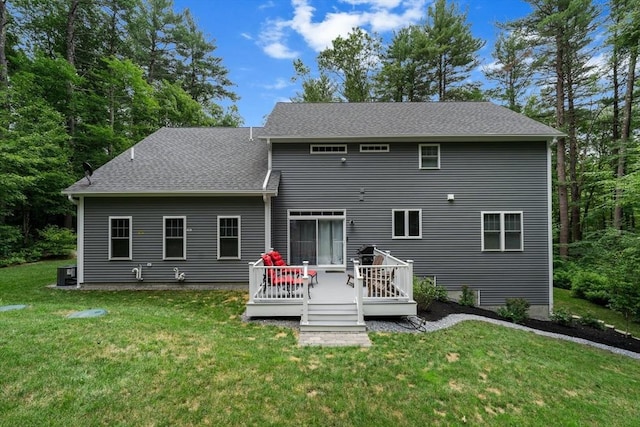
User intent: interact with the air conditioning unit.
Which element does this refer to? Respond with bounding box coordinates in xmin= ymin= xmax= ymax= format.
xmin=57 ymin=265 xmax=77 ymax=287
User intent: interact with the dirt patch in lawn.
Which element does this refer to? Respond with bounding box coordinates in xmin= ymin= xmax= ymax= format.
xmin=419 ymin=300 xmax=640 ymax=354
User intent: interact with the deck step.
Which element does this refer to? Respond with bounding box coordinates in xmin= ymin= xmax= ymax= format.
xmin=301 ymin=301 xmax=366 ymax=332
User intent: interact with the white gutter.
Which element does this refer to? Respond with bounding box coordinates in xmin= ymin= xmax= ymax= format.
xmin=262 ymin=137 xmax=273 ymax=251
xmin=547 ymin=139 xmax=554 ymax=315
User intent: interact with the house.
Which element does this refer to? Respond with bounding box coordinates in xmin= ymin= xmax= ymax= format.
xmin=63 ymin=102 xmax=563 ymax=326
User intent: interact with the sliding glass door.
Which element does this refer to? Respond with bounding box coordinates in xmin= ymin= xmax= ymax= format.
xmin=288 ymin=211 xmax=345 ymax=268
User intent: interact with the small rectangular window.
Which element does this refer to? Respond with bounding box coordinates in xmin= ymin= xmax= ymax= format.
xmin=482 ymin=212 xmax=523 ymax=252
xmin=419 ymin=144 xmax=440 ymax=169
xmin=164 ymin=216 xmax=186 ymax=259
xmin=310 ymin=144 xmax=347 ymax=154
xmin=109 ymin=216 xmax=132 ymax=260
xmin=360 ymin=144 xmax=389 ymax=152
xmin=392 ymin=209 xmax=422 ymax=239
xmin=218 ymin=216 xmax=241 ymax=259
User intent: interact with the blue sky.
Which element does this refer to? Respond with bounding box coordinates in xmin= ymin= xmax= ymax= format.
xmin=173 ymin=0 xmax=535 ymax=126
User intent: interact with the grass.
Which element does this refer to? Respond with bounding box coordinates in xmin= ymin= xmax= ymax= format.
xmin=554 ymin=287 xmax=640 ymax=336
xmin=1 ymin=261 xmax=640 ymax=426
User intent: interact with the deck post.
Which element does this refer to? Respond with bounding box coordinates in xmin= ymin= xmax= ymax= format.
xmin=354 ymin=260 xmax=364 ymax=325
xmin=407 ymin=260 xmax=414 ymax=300
xmin=301 ymin=261 xmax=310 ymax=324
xmin=248 ymin=262 xmax=256 ymax=303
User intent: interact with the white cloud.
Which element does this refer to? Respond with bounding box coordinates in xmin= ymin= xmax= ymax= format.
xmin=263 ymin=78 xmax=291 ymax=90
xmin=240 ymin=33 xmax=253 ymax=40
xmin=257 ymin=0 xmax=428 ymax=59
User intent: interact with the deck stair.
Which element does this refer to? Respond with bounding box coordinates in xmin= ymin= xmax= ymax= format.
xmin=300 ymin=301 xmax=366 ymax=332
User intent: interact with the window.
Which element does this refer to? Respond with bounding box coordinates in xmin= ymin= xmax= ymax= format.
xmin=360 ymin=144 xmax=389 ymax=152
xmin=392 ymin=209 xmax=422 ymax=239
xmin=419 ymin=144 xmax=440 ymax=169
xmin=109 ymin=216 xmax=132 ymax=260
xmin=310 ymin=144 xmax=347 ymax=154
xmin=482 ymin=212 xmax=523 ymax=252
xmin=163 ymin=216 xmax=186 ymax=259
xmin=218 ymin=216 xmax=241 ymax=259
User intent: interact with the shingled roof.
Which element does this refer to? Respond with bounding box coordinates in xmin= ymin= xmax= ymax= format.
xmin=262 ymin=102 xmax=564 ymax=140
xmin=64 ymin=127 xmax=278 ymax=196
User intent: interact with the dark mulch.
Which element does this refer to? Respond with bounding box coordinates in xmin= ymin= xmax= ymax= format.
xmin=419 ymin=300 xmax=640 ymax=354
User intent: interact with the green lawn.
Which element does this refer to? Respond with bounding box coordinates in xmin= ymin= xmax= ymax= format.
xmin=1 ymin=261 xmax=639 ymax=426
xmin=554 ymin=287 xmax=640 ymax=337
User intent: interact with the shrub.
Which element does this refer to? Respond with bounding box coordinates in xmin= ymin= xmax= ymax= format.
xmin=0 ymin=225 xmax=23 ymax=258
xmin=577 ymin=312 xmax=605 ymax=330
xmin=497 ymin=298 xmax=530 ymax=324
xmin=413 ymin=276 xmax=447 ymax=311
xmin=550 ymin=307 xmax=573 ymax=326
xmin=459 ymin=285 xmax=475 ymax=307
xmin=36 ymin=225 xmax=76 ymax=258
xmin=553 ymin=269 xmax=573 ymax=289
xmin=571 ymin=270 xmax=610 ymax=306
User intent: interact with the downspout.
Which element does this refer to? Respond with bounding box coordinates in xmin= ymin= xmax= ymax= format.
xmin=67 ymin=195 xmax=84 ymax=287
xmin=547 ymin=139 xmax=554 ymax=315
xmin=262 ymin=137 xmax=272 ymax=252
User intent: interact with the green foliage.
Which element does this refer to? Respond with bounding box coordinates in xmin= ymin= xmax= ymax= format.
xmin=413 ymin=276 xmax=447 ymax=311
xmin=0 ymin=225 xmax=23 ymax=258
xmin=577 ymin=312 xmax=605 ymax=330
xmin=459 ymin=285 xmax=475 ymax=307
xmin=550 ymin=307 xmax=574 ymax=326
xmin=553 ymin=269 xmax=574 ymax=289
xmin=497 ymin=298 xmax=530 ymax=324
xmin=571 ymin=270 xmax=610 ymax=306
xmin=36 ymin=225 xmax=76 ymax=258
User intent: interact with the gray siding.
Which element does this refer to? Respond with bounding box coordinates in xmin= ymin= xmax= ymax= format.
xmin=83 ymin=197 xmax=264 ymax=283
xmin=271 ymin=141 xmax=550 ymax=305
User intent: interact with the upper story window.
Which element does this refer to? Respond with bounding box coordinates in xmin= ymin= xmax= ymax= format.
xmin=310 ymin=144 xmax=347 ymax=154
xmin=218 ymin=216 xmax=241 ymax=259
xmin=482 ymin=212 xmax=523 ymax=252
xmin=392 ymin=209 xmax=422 ymax=239
xmin=419 ymin=144 xmax=440 ymax=169
xmin=164 ymin=216 xmax=186 ymax=260
xmin=360 ymin=144 xmax=389 ymax=153
xmin=109 ymin=216 xmax=132 ymax=260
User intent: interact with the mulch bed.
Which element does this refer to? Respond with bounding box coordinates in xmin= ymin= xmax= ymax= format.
xmin=419 ymin=300 xmax=640 ymax=354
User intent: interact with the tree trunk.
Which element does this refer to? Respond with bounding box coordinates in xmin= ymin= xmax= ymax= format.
xmin=65 ymin=0 xmax=80 ymax=136
xmin=555 ymin=37 xmax=569 ymax=259
xmin=0 ymin=0 xmax=8 ymax=88
xmin=614 ymin=48 xmax=637 ymax=229
xmin=567 ymin=72 xmax=581 ymax=242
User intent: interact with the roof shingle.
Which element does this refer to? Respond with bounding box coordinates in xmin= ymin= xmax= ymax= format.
xmin=262 ymin=102 xmax=563 ymax=139
xmin=64 ymin=127 xmax=273 ymax=195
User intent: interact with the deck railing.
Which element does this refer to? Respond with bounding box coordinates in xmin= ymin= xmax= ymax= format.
xmin=357 ymin=248 xmax=413 ymax=300
xmin=248 ymin=257 xmax=307 ymax=302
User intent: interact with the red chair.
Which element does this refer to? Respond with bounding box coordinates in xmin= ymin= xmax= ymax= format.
xmin=260 ymin=254 xmax=305 ymax=295
xmin=269 ymin=251 xmax=318 ymax=286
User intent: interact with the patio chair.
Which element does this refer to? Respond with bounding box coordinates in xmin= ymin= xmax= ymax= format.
xmin=261 ymin=254 xmax=306 ymax=297
xmin=268 ymin=250 xmax=318 ymax=286
xmin=346 ymin=255 xmax=384 ymax=287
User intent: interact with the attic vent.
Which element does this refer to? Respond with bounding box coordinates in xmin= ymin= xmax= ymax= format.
xmin=310 ymin=144 xmax=347 ymax=154
xmin=360 ymin=144 xmax=389 ymax=152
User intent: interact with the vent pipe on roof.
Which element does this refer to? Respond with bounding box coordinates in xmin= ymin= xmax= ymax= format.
xmin=249 ymin=126 xmax=253 ymax=141
xmin=130 ymin=147 xmax=134 ymax=161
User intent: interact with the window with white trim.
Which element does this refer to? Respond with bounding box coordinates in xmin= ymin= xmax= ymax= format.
xmin=482 ymin=212 xmax=523 ymax=251
xmin=392 ymin=209 xmax=422 ymax=239
xmin=310 ymin=144 xmax=347 ymax=154
xmin=360 ymin=143 xmax=389 ymax=152
xmin=218 ymin=216 xmax=241 ymax=259
xmin=109 ymin=216 xmax=132 ymax=260
xmin=163 ymin=216 xmax=186 ymax=259
xmin=419 ymin=144 xmax=440 ymax=169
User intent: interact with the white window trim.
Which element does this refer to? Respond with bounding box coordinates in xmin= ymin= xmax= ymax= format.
xmin=481 ymin=211 xmax=524 ymax=252
xmin=360 ymin=143 xmax=389 ymax=153
xmin=310 ymin=144 xmax=347 ymax=154
xmin=163 ymin=216 xmax=187 ymax=260
xmin=108 ymin=216 xmax=132 ymax=260
xmin=217 ymin=215 xmax=241 ymax=260
xmin=419 ymin=143 xmax=441 ymax=169
xmin=391 ymin=209 xmax=422 ymax=240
